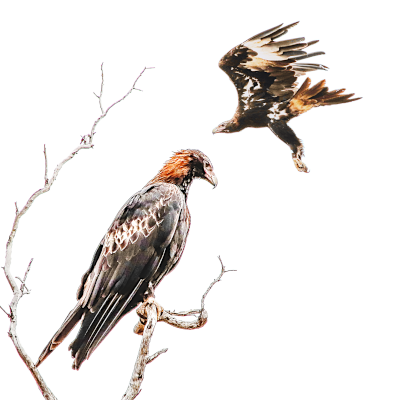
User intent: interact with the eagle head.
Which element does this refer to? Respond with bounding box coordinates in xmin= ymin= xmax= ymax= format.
xmin=150 ymin=149 xmax=218 ymax=189
xmin=212 ymin=119 xmax=241 ymax=134
xmin=187 ymin=149 xmax=218 ymax=188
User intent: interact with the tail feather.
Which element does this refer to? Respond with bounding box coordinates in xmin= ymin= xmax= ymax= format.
xmin=36 ymin=303 xmax=84 ymax=367
xmin=288 ymin=78 xmax=360 ymax=116
xmin=70 ymin=296 xmax=142 ymax=370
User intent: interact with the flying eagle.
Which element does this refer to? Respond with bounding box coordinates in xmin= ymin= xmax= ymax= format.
xmin=213 ymin=22 xmax=360 ymax=172
xmin=36 ymin=149 xmax=217 ymax=370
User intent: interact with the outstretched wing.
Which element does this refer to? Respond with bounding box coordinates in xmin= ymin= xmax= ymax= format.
xmin=37 ymin=182 xmax=187 ymax=369
xmin=218 ymin=22 xmax=327 ymax=113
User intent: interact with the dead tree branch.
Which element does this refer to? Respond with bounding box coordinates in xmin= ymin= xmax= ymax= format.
xmin=125 ymin=256 xmax=234 ymax=400
xmin=122 ymin=304 xmax=158 ymax=400
xmin=1 ymin=65 xmax=151 ymax=400
xmin=160 ymin=255 xmax=235 ymax=330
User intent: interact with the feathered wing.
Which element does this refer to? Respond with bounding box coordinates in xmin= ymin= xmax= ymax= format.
xmin=218 ymin=22 xmax=358 ymax=117
xmin=37 ymin=183 xmax=187 ymax=369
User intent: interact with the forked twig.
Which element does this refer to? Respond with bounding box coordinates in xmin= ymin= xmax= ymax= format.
xmin=125 ymin=256 xmax=234 ymax=399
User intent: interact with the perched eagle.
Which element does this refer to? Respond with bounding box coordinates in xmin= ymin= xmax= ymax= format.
xmin=36 ymin=149 xmax=217 ymax=370
xmin=213 ymin=22 xmax=360 ymax=172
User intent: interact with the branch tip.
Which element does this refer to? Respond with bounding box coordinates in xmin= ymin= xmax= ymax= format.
xmin=43 ymin=145 xmax=48 ymax=185
xmin=14 ymin=202 xmax=18 ymax=214
xmin=145 ymin=348 xmax=168 ymax=365
xmin=0 ymin=305 xmax=11 ymax=319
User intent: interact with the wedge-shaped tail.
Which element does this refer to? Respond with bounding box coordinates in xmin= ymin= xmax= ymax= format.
xmin=288 ymin=77 xmax=361 ymax=116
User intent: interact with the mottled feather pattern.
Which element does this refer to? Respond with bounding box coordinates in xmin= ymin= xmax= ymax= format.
xmin=36 ymin=150 xmax=216 ymax=370
xmin=79 ymin=184 xmax=184 ymax=311
xmin=103 ymin=185 xmax=179 ymax=256
xmin=214 ymin=22 xmax=360 ymax=172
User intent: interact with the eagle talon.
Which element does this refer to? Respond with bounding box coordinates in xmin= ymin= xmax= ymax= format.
xmin=292 ymin=153 xmax=309 ymax=173
xmin=134 ymin=298 xmax=164 ymax=335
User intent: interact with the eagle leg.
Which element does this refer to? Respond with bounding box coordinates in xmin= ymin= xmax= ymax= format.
xmin=268 ymin=120 xmax=309 ymax=173
xmin=134 ymin=297 xmax=164 ymax=335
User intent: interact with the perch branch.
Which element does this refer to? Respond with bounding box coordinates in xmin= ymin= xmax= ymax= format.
xmin=2 ymin=65 xmax=151 ymax=400
xmin=122 ymin=304 xmax=158 ymax=400
xmin=133 ymin=255 xmax=237 ymax=335
xmin=126 ymin=256 xmax=233 ymax=399
xmin=160 ymin=255 xmax=235 ymax=330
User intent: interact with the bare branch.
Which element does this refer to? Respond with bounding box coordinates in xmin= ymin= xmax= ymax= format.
xmin=168 ymin=309 xmax=202 ymax=317
xmin=14 ymin=202 xmax=18 ymax=214
xmin=133 ymin=255 xmax=237 ymax=335
xmin=89 ymin=66 xmax=156 ymax=137
xmin=43 ymin=145 xmax=48 ymax=185
xmin=146 ymin=347 xmax=169 ymax=365
xmin=122 ymin=304 xmax=158 ymax=400
xmin=201 ymin=256 xmax=235 ymax=311
xmin=96 ymin=62 xmax=105 ymax=113
xmin=0 ymin=305 xmax=10 ymax=318
xmin=159 ymin=309 xmax=208 ymax=330
xmin=126 ymin=256 xmax=234 ymax=398
xmin=16 ymin=258 xmax=33 ymax=295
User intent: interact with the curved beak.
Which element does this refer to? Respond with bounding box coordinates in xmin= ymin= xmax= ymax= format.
xmin=204 ymin=170 xmax=218 ymax=188
xmin=212 ymin=126 xmax=225 ymax=134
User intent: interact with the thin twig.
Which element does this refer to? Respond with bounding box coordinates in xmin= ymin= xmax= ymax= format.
xmin=94 ymin=63 xmax=105 ymax=113
xmin=16 ymin=258 xmax=33 ymax=295
xmin=43 ymin=145 xmax=48 ymax=185
xmin=201 ymin=256 xmax=235 ymax=311
xmin=14 ymin=202 xmax=18 ymax=214
xmin=89 ymin=66 xmax=156 ymax=138
xmin=146 ymin=347 xmax=169 ymax=365
xmin=0 ymin=305 xmax=10 ymax=318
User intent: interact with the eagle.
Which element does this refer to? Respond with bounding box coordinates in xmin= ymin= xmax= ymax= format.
xmin=213 ymin=22 xmax=360 ymax=172
xmin=36 ymin=149 xmax=217 ymax=370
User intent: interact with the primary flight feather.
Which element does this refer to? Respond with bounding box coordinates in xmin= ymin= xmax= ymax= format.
xmin=36 ymin=149 xmax=217 ymax=370
xmin=213 ymin=22 xmax=360 ymax=172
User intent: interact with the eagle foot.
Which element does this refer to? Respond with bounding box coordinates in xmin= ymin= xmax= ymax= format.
xmin=292 ymin=153 xmax=309 ymax=173
xmin=134 ymin=298 xmax=164 ymax=336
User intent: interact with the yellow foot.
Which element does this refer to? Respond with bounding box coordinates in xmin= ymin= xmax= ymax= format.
xmin=134 ymin=298 xmax=164 ymax=335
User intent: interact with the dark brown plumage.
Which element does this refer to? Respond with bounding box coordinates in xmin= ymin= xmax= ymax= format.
xmin=36 ymin=149 xmax=217 ymax=370
xmin=213 ymin=22 xmax=361 ymax=172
